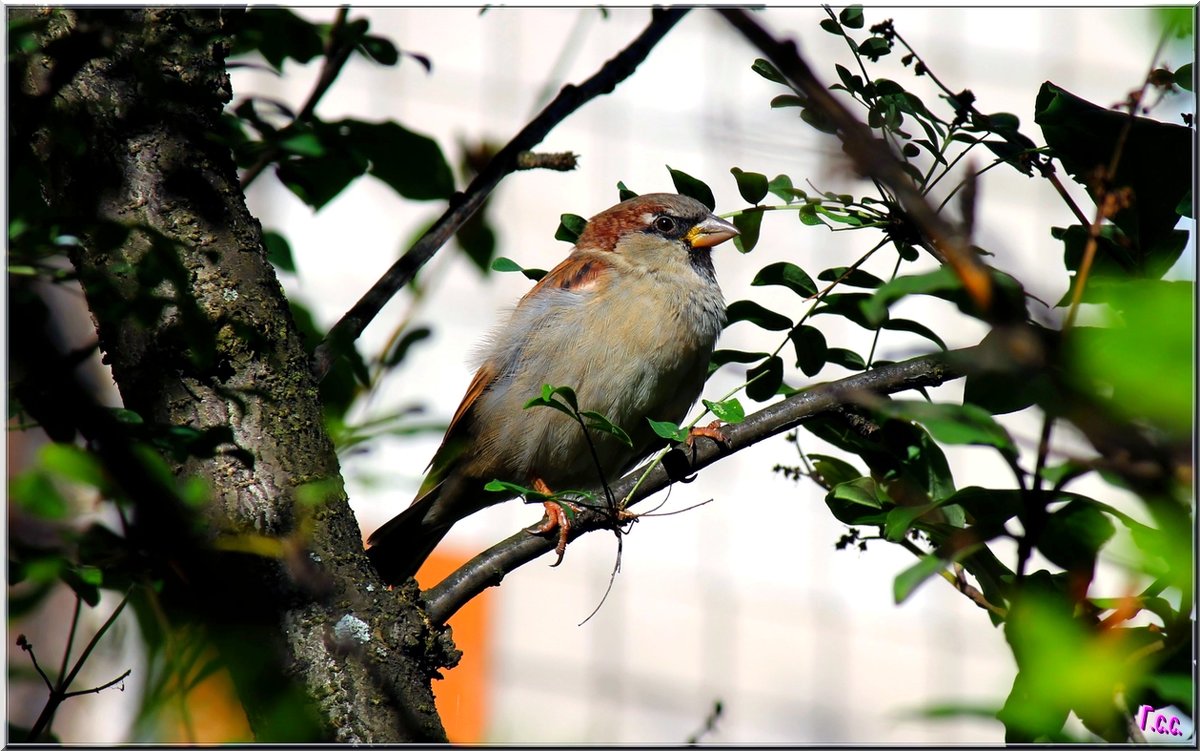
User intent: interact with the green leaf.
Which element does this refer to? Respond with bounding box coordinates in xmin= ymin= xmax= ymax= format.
xmin=725 ymin=300 xmax=793 ymax=331
xmin=382 ymin=326 xmax=432 ymax=367
xmin=1035 ymin=81 xmax=1192 ymax=255
xmin=824 ymin=347 xmax=866 ymax=371
xmin=1065 ymin=280 xmax=1192 ymax=435
xmin=555 ymin=213 xmax=587 ymax=243
xmin=1036 ymin=500 xmax=1115 ymax=571
xmin=732 ymin=210 xmax=763 ymax=253
xmin=750 ymin=58 xmax=786 ymax=84
xmin=862 ymin=265 xmax=962 ymax=324
xmin=808 ymin=454 xmax=862 ymax=488
xmin=880 ymin=317 xmax=947 ymax=351
xmin=745 ymin=356 xmax=784 ymax=401
xmin=767 ymin=174 xmax=797 ymax=203
xmin=523 ymin=384 xmax=579 ymax=418
xmin=579 ymin=410 xmax=633 ymax=447
xmin=819 ymin=18 xmax=842 ymax=35
xmin=789 ymin=325 xmax=827 ymax=376
xmin=1052 ymin=224 xmax=1188 ymax=305
xmin=839 ymin=5 xmax=864 ymax=28
xmin=703 ymin=398 xmax=746 ymax=424
xmin=825 ymin=476 xmax=890 ymax=525
xmin=730 ymin=167 xmax=769 ymax=204
xmin=10 ymin=471 xmax=68 ymax=519
xmin=1174 ymin=62 xmax=1193 ymax=92
xmin=816 ymin=266 xmax=884 ymax=289
xmin=879 ymin=400 xmax=1017 ymax=455
xmin=893 ymin=555 xmax=949 ymax=604
xmin=357 ymin=35 xmax=399 ymax=66
xmin=770 ymin=94 xmax=806 ymax=109
xmin=798 ymin=203 xmax=827 ymax=226
xmin=709 ymin=348 xmax=770 ymax=376
xmin=616 ymin=181 xmax=638 ymax=201
xmin=490 ymin=256 xmax=547 ymax=281
xmin=811 ymin=292 xmax=879 ymax=329
xmin=647 ymin=417 xmax=688 ymax=443
xmin=278 ymin=131 xmax=326 ymax=157
xmin=857 ymin=36 xmax=891 ymax=61
xmin=666 ymin=166 xmax=715 ymax=211
xmin=262 ymin=231 xmax=296 ymax=273
xmin=484 ymin=479 xmax=548 ymax=498
xmin=751 ymin=261 xmax=817 ymax=297
xmin=39 ymin=443 xmax=107 ymax=490
xmin=228 ymin=8 xmax=324 ymax=71
xmin=342 ymin=120 xmax=454 ymax=201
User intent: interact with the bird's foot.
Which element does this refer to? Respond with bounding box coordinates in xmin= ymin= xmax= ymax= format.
xmin=528 ymin=499 xmax=582 ymax=567
xmin=686 ymin=419 xmax=730 ymax=449
xmin=526 ymin=477 xmax=580 ymax=567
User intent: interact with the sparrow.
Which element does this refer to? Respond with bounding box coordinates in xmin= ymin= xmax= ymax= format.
xmin=365 ymin=193 xmax=738 ymax=584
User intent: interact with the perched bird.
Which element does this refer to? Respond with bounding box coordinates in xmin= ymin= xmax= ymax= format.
xmin=366 ymin=193 xmax=738 ymax=584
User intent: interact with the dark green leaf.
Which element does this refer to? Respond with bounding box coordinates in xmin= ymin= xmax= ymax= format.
xmin=789 ymin=325 xmax=827 ymax=376
xmin=857 ymin=37 xmax=891 ymax=61
xmin=262 ymin=231 xmax=296 ymax=273
xmin=357 ymin=35 xmax=399 ymax=66
xmin=808 ymin=454 xmax=862 ymax=488
xmin=839 ymin=6 xmax=864 ymax=28
xmin=580 ymin=411 xmax=634 ymax=447
xmin=344 ymin=120 xmax=453 ymax=201
xmin=770 ymin=94 xmax=806 ymax=109
xmin=751 ymin=261 xmax=817 ymax=297
xmin=893 ymin=554 xmax=948 ymax=604
xmin=1174 ymin=62 xmax=1193 ymax=92
xmin=798 ymin=203 xmax=827 ymax=226
xmin=819 ymin=18 xmax=842 ymax=35
xmin=767 ymin=174 xmax=797 ymax=203
xmin=732 ymin=210 xmax=763 ymax=253
xmin=746 ymin=356 xmax=784 ymax=401
xmin=382 ymin=326 xmax=431 ymax=367
xmin=228 ymin=9 xmax=324 ymax=71
xmin=751 ymin=58 xmax=786 ymax=83
xmin=880 ymin=318 xmax=947 ymax=350
xmin=616 ymin=180 xmax=638 ymax=201
xmin=667 ymin=166 xmax=715 ymax=210
xmin=1037 ymin=500 xmax=1116 ymax=571
xmin=811 ymin=292 xmax=879 ymax=329
xmin=816 ymin=266 xmax=884 ymax=288
xmin=1035 ymin=81 xmax=1191 ymax=254
xmin=825 ymin=347 xmax=866 ymax=371
xmin=730 ymin=168 xmax=769 ymax=204
xmin=725 ymin=300 xmax=793 ymax=331
xmin=879 ymin=400 xmax=1017 ymax=455
xmin=555 ymin=213 xmax=588 ymax=243
xmin=484 ymin=479 xmax=548 ymax=498
xmin=800 ymin=107 xmax=839 ymax=134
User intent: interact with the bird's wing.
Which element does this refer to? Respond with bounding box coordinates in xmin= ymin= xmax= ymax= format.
xmin=414 ymin=251 xmax=614 ymax=500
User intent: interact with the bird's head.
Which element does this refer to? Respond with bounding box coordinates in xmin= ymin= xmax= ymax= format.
xmin=575 ymin=193 xmax=739 ymax=278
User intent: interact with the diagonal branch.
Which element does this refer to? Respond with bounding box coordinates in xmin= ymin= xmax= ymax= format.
xmin=311 ymin=7 xmax=691 ymax=382
xmin=423 ymin=346 xmax=975 ymax=625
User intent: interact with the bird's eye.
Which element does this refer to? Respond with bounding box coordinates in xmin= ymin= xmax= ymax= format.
xmin=653 ymin=216 xmax=677 ymax=234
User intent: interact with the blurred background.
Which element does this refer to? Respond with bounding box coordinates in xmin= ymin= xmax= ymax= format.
xmin=8 ymin=5 xmax=1194 ymax=744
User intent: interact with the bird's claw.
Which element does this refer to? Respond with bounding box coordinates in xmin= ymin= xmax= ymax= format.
xmin=528 ymin=499 xmax=578 ymax=567
xmin=686 ymin=419 xmax=730 ymax=449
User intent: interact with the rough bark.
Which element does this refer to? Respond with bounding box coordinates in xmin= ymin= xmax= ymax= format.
xmin=23 ymin=8 xmax=453 ymax=741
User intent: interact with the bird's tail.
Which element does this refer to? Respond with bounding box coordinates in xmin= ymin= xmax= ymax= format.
xmin=365 ymin=491 xmax=451 ymax=585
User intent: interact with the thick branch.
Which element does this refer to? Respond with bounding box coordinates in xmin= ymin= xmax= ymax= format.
xmin=424 ymin=347 xmax=974 ymax=624
xmin=310 ymin=7 xmax=690 ymax=381
xmin=24 ymin=9 xmax=451 ymax=741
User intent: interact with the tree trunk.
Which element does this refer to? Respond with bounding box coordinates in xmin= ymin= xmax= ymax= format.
xmin=21 ymin=8 xmax=453 ymax=741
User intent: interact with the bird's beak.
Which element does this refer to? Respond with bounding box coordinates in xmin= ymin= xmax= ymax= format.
xmin=686 ymin=215 xmax=740 ymax=249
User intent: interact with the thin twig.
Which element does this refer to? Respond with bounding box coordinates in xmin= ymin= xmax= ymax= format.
xmin=55 ymin=595 xmax=83 ymax=691
xmin=239 ymin=8 xmax=353 ymax=190
xmin=311 ymin=8 xmax=691 ymax=382
xmin=62 ymin=668 xmax=131 ymax=699
xmin=423 ymin=347 xmax=974 ymax=625
xmin=716 ymin=9 xmax=999 ymax=316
